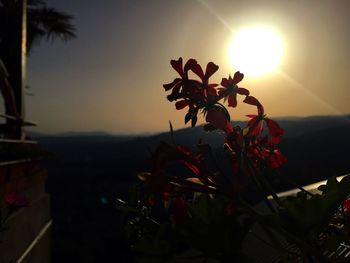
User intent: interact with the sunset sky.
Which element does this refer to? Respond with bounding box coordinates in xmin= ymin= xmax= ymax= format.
xmin=25 ymin=0 xmax=350 ymax=134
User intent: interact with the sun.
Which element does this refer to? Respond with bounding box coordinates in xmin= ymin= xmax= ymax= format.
xmin=228 ymin=26 xmax=284 ymax=77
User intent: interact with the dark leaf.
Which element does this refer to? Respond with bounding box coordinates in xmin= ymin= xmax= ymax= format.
xmin=191 ymin=115 xmax=198 ymax=127
xmin=169 ymin=121 xmax=175 ymax=144
xmin=184 ymin=111 xmax=191 ymax=124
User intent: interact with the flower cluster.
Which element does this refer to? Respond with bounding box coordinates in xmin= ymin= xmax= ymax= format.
xmin=162 ymin=58 xmax=286 ymax=179
xmin=120 ymin=58 xmax=350 ymax=262
xmin=136 ymin=58 xmax=287 ymax=220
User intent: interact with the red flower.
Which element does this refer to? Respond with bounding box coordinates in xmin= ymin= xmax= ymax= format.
xmin=171 ymin=196 xmax=188 ymax=224
xmin=224 ymin=127 xmax=245 ymax=175
xmin=225 ymin=125 xmax=287 ymax=175
xmin=175 ymin=100 xmax=189 ymax=110
xmin=206 ymin=106 xmax=233 ymax=134
xmin=246 ymin=114 xmax=264 ymax=137
xmin=139 ymin=141 xmax=204 ymax=198
xmin=191 ymin=61 xmax=219 ymax=96
xmin=3 ymin=192 xmax=30 ymax=210
xmin=163 ymin=57 xmax=200 ymax=104
xmin=177 ymin=145 xmax=201 ymax=175
xmin=218 ymin=72 xmax=249 ymax=107
xmin=264 ymin=118 xmax=284 ymax=144
xmin=262 ymin=146 xmax=288 ymax=169
xmin=191 ymin=61 xmax=219 ymax=81
xmin=243 ymin=95 xmax=264 ymax=115
xmin=343 ymin=199 xmax=350 ymax=217
xmin=163 ymin=58 xmax=197 ymax=90
xmin=244 ymin=96 xmax=284 ymax=142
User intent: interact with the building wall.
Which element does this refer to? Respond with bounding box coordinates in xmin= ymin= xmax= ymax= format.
xmin=0 ymin=162 xmax=51 ymax=263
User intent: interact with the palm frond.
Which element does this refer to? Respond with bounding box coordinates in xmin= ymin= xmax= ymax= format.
xmin=26 ymin=6 xmax=76 ymax=53
xmin=0 ymin=0 xmax=76 ymax=54
xmin=29 ymin=6 xmax=76 ymax=42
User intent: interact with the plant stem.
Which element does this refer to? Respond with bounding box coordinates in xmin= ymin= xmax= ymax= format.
xmin=251 ymin=171 xmax=277 ymax=213
xmin=259 ymin=170 xmax=284 ymax=208
xmin=246 ymin=160 xmax=277 ymax=213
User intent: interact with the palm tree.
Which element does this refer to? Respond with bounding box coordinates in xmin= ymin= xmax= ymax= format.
xmin=0 ymin=0 xmax=76 ymax=72
xmin=0 ymin=0 xmax=76 ymax=134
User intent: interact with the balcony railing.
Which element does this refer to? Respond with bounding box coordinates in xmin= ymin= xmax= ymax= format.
xmin=0 ymin=111 xmax=51 ymax=262
xmin=0 ymin=112 xmax=36 ymax=142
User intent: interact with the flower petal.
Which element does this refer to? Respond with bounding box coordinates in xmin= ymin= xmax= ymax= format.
xmin=167 ymin=82 xmax=182 ymax=101
xmin=237 ymin=87 xmax=250 ymax=96
xmin=207 ymin=84 xmax=218 ymax=96
xmin=265 ymin=118 xmax=284 ymax=138
xmin=233 ymin=71 xmax=244 ymax=84
xmin=206 ymin=107 xmax=233 ymax=133
xmin=175 ymin=100 xmax=188 ymax=110
xmin=181 ymin=160 xmax=200 ymax=175
xmin=220 ymin=76 xmax=230 ymax=87
xmin=228 ymin=94 xmax=238 ymax=107
xmin=268 ymin=149 xmax=287 ymax=169
xmin=243 ymin=96 xmax=260 ymax=106
xmin=163 ymin=78 xmax=181 ymax=91
xmin=171 ymin=57 xmax=184 ymax=76
xmin=184 ymin=58 xmax=198 ymax=72
xmin=247 ymin=115 xmax=263 ymax=137
xmin=244 ymin=96 xmax=264 ymax=115
xmin=191 ymin=63 xmax=205 ymax=80
xmin=205 ymin=62 xmax=219 ymax=78
xmin=217 ymin=87 xmax=228 ymax=98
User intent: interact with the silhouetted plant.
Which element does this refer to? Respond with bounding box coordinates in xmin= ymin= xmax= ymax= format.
xmin=118 ymin=58 xmax=350 ymax=262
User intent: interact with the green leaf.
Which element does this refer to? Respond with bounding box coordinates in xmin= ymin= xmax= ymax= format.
xmin=275 ymin=175 xmax=350 ymax=241
xmin=177 ymin=194 xmax=252 ymax=258
xmin=189 ymin=194 xmax=211 ymax=224
xmin=133 ymin=223 xmax=175 ymax=261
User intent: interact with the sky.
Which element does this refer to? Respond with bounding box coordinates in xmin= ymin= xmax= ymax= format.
xmin=24 ymin=0 xmax=350 ymax=134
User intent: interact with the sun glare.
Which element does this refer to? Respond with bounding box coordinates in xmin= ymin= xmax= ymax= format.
xmin=228 ymin=26 xmax=283 ymax=77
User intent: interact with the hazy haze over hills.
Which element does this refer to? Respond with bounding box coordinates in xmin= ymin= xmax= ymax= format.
xmin=39 ymin=115 xmax=350 ymax=181
xmin=31 ymin=114 xmax=350 ymax=139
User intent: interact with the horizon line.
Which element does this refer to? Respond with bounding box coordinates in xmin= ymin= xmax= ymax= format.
xmin=28 ymin=113 xmax=350 ymax=136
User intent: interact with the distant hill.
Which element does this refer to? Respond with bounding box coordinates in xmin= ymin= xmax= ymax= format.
xmin=29 ymin=131 xmax=138 ymax=144
xmin=275 ymin=115 xmax=350 ymax=138
xmin=40 ymin=115 xmax=350 ymax=181
xmin=52 ymin=131 xmax=113 ymax=137
xmin=30 ymin=114 xmax=350 ymax=143
xmin=115 ymin=114 xmax=350 ymax=148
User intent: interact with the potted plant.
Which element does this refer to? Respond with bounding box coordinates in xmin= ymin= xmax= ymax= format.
xmin=117 ymin=58 xmax=350 ymax=262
